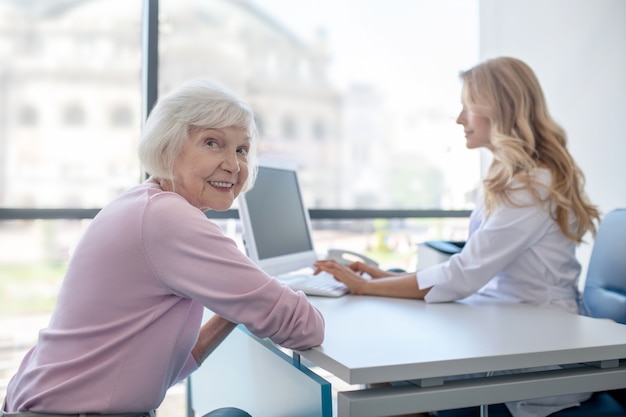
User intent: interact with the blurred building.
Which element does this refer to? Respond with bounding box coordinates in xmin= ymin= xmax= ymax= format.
xmin=0 ymin=0 xmax=391 ymax=211
xmin=0 ymin=0 xmax=144 ymax=208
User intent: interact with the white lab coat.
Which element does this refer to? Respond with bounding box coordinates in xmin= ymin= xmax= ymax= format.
xmin=418 ymin=168 xmax=590 ymax=417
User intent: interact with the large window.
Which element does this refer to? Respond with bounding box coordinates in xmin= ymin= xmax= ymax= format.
xmin=0 ymin=0 xmax=478 ymax=414
xmin=159 ymin=0 xmax=480 ymax=210
xmin=0 ymin=1 xmax=144 ymax=209
xmin=0 ymin=0 xmax=143 ymax=405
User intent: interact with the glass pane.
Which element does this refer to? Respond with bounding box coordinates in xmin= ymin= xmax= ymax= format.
xmin=160 ymin=0 xmax=480 ymax=210
xmin=311 ymin=217 xmax=469 ymax=272
xmin=0 ymin=217 xmax=232 ymax=411
xmin=0 ymin=0 xmax=143 ymax=405
xmin=0 ymin=0 xmax=144 ymax=209
xmin=0 ymin=219 xmax=82 ymax=400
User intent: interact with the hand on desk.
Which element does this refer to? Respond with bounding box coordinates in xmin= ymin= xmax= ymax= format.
xmin=313 ymin=259 xmax=430 ymax=299
xmin=321 ymin=259 xmax=396 ymax=278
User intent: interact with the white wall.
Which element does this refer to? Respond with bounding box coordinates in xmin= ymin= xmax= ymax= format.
xmin=479 ymin=0 xmax=626 ymax=276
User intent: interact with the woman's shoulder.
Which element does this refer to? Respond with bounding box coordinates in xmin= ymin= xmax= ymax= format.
xmin=507 ymin=167 xmax=553 ymax=205
xmin=144 ymin=187 xmax=208 ymax=223
xmin=511 ymin=167 xmax=552 ymax=186
xmin=531 ymin=167 xmax=552 ymax=185
xmin=107 ymin=182 xmax=209 ymax=228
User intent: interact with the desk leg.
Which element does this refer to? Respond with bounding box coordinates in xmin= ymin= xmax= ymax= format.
xmin=480 ymin=404 xmax=488 ymax=417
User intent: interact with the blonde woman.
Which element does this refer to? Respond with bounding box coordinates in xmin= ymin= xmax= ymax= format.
xmin=314 ymin=57 xmax=600 ymax=416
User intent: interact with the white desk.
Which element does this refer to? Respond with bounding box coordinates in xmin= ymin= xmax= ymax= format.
xmin=296 ymin=294 xmax=626 ymax=417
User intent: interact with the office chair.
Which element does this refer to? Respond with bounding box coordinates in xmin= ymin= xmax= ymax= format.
xmin=580 ymin=208 xmax=626 ymax=325
xmin=552 ymin=207 xmax=626 ymax=416
xmin=436 ymin=208 xmax=626 ymax=417
xmin=202 ymin=408 xmax=251 ymax=417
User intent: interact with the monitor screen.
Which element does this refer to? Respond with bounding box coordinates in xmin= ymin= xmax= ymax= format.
xmin=238 ymin=160 xmax=318 ymax=276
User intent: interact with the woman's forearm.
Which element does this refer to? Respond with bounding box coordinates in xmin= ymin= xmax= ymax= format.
xmin=191 ymin=314 xmax=238 ymax=365
xmin=362 ymin=273 xmax=431 ymax=299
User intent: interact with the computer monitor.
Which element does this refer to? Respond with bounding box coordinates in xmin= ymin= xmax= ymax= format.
xmin=238 ymin=160 xmax=318 ymax=277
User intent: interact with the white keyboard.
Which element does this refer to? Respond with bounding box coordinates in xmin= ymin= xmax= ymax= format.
xmin=276 ymin=271 xmax=349 ymax=297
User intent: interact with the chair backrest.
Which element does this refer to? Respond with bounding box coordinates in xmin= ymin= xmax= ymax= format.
xmin=582 ymin=208 xmax=626 ymax=324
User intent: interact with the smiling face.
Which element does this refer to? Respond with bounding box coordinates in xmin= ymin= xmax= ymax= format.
xmin=456 ymin=107 xmax=492 ymax=151
xmin=456 ymin=79 xmax=495 ymax=152
xmin=163 ymin=126 xmax=250 ymax=211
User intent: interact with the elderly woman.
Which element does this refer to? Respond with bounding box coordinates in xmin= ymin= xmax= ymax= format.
xmin=2 ymin=79 xmax=324 ymax=417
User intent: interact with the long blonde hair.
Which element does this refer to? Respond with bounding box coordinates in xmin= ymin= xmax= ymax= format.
xmin=460 ymin=57 xmax=599 ymax=242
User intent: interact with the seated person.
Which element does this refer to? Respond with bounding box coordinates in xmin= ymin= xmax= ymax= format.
xmin=314 ymin=56 xmax=600 ymax=417
xmin=2 ymin=79 xmax=325 ymax=417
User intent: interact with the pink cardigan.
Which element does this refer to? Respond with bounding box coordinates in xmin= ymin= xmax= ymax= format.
xmin=6 ymin=181 xmax=324 ymax=413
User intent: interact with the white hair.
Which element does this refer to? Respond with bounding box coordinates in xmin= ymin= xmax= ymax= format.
xmin=138 ymin=78 xmax=259 ymax=192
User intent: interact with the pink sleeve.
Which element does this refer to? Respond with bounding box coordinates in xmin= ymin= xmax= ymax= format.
xmin=142 ymin=193 xmax=324 ymax=350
